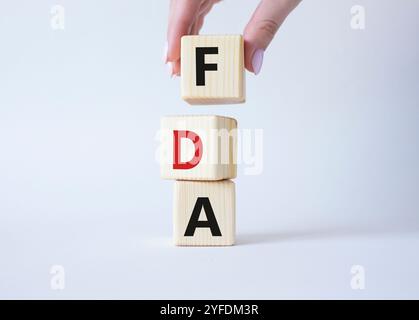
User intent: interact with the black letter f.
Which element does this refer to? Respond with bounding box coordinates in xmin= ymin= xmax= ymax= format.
xmin=195 ymin=47 xmax=218 ymax=86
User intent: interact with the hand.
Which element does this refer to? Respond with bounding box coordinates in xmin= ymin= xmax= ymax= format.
xmin=164 ymin=0 xmax=301 ymax=76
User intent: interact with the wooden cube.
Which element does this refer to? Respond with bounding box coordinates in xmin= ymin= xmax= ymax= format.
xmin=160 ymin=115 xmax=237 ymax=180
xmin=181 ymin=35 xmax=245 ymax=105
xmin=173 ymin=180 xmax=235 ymax=246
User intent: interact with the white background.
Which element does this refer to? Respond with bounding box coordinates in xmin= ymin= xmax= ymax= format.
xmin=0 ymin=0 xmax=418 ymax=299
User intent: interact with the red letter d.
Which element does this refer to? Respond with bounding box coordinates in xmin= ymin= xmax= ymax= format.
xmin=173 ymin=130 xmax=203 ymax=170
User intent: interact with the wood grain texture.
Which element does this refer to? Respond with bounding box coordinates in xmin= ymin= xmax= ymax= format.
xmin=160 ymin=115 xmax=237 ymax=180
xmin=181 ymin=35 xmax=245 ymax=105
xmin=173 ymin=180 xmax=235 ymax=246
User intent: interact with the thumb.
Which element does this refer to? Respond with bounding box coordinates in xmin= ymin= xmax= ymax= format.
xmin=243 ymin=0 xmax=301 ymax=74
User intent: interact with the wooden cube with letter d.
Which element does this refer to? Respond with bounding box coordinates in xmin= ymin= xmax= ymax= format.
xmin=173 ymin=180 xmax=235 ymax=246
xmin=160 ymin=115 xmax=237 ymax=181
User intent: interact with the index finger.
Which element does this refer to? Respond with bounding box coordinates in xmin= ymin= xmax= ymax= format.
xmin=166 ymin=0 xmax=202 ymax=63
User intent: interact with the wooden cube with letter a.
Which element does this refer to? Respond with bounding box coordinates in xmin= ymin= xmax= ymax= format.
xmin=160 ymin=115 xmax=237 ymax=180
xmin=174 ymin=180 xmax=235 ymax=246
xmin=181 ymin=35 xmax=245 ymax=105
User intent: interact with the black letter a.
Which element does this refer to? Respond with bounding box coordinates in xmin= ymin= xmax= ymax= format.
xmin=184 ymin=197 xmax=222 ymax=236
xmin=195 ymin=47 xmax=218 ymax=86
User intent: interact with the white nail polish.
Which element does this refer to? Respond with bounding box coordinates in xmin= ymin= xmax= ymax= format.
xmin=252 ymin=49 xmax=264 ymax=75
xmin=167 ymin=61 xmax=173 ymax=77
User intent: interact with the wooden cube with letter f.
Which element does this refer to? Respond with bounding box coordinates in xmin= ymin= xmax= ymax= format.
xmin=181 ymin=35 xmax=245 ymax=105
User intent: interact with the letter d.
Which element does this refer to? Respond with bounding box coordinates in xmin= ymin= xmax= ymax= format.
xmin=173 ymin=130 xmax=203 ymax=169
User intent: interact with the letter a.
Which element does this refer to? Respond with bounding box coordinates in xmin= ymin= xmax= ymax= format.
xmin=184 ymin=197 xmax=222 ymax=236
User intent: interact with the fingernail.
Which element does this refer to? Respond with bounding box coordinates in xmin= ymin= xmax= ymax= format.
xmin=252 ymin=49 xmax=264 ymax=75
xmin=167 ymin=61 xmax=174 ymax=77
xmin=163 ymin=41 xmax=168 ymax=63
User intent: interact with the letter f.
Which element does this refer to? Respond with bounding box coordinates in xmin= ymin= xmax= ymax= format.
xmin=195 ymin=47 xmax=218 ymax=86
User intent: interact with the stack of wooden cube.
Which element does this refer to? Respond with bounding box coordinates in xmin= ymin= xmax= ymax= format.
xmin=161 ymin=35 xmax=245 ymax=246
